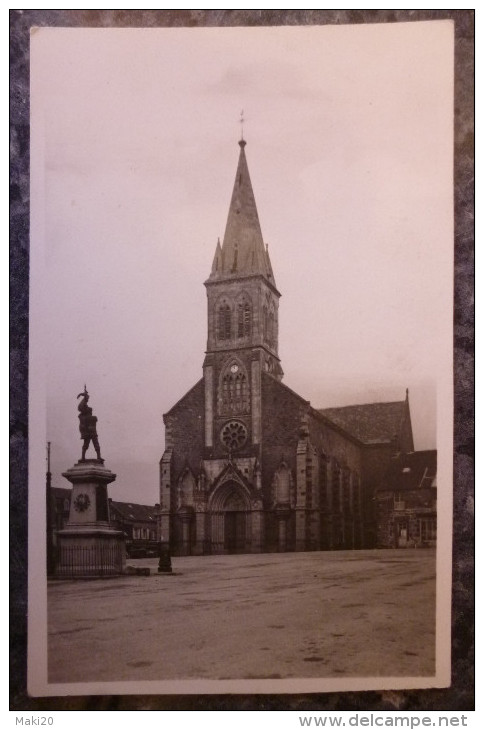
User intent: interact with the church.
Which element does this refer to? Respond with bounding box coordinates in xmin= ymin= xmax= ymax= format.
xmin=159 ymin=138 xmax=414 ymax=556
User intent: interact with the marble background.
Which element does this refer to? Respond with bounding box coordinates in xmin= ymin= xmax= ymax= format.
xmin=9 ymin=9 xmax=474 ymax=712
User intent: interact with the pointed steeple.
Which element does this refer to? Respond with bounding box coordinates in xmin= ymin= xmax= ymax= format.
xmin=210 ymin=237 xmax=223 ymax=276
xmin=209 ymin=140 xmax=276 ymax=285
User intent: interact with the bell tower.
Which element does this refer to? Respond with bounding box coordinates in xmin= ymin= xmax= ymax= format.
xmin=203 ymin=139 xmax=282 ymax=458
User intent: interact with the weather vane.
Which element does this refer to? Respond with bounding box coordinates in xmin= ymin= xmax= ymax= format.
xmin=239 ymin=109 xmax=245 ymax=141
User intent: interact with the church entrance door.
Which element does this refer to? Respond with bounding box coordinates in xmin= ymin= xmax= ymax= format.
xmin=209 ymin=481 xmax=251 ymax=554
xmin=224 ymin=510 xmax=247 ymax=554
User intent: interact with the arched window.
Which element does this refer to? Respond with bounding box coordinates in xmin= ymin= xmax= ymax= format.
xmin=352 ymin=473 xmax=361 ymax=513
xmin=342 ymin=468 xmax=351 ymax=513
xmin=217 ymin=303 xmax=231 ymax=340
xmin=178 ymin=469 xmax=195 ymax=509
xmin=332 ymin=461 xmax=341 ymax=512
xmin=319 ymin=453 xmax=328 ymax=509
xmin=275 ymin=464 xmax=291 ymax=505
xmin=219 ymin=362 xmax=250 ymax=415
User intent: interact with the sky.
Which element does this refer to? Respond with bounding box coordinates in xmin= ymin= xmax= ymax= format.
xmin=30 ymin=22 xmax=454 ymax=505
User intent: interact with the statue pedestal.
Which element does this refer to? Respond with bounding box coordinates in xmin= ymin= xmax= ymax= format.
xmin=56 ymin=459 xmax=125 ymax=578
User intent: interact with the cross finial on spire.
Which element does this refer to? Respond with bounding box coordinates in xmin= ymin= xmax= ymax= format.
xmin=239 ymin=109 xmax=245 ymax=142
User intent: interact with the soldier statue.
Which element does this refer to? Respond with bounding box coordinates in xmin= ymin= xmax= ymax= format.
xmin=77 ymin=386 xmax=102 ymax=461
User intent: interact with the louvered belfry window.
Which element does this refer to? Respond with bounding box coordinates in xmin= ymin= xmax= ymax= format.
xmin=237 ymin=300 xmax=251 ymax=338
xmin=263 ymin=298 xmax=276 ymax=348
xmin=218 ymin=304 xmax=232 ymax=340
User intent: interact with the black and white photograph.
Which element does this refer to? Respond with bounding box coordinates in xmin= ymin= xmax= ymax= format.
xmin=27 ymin=20 xmax=455 ymax=697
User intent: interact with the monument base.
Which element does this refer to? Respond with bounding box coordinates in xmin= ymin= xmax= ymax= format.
xmin=57 ymin=457 xmax=125 ymax=578
xmin=56 ymin=528 xmax=126 ymax=578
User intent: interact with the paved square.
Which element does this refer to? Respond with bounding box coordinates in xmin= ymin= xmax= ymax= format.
xmin=48 ymin=549 xmax=435 ymax=684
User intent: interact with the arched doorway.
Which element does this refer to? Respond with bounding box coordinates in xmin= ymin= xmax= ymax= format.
xmin=209 ymin=481 xmax=251 ymax=554
xmin=224 ymin=491 xmax=247 ymax=553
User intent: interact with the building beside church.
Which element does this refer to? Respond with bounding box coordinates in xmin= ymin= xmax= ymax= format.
xmin=159 ymin=138 xmax=417 ymax=556
xmin=374 ymin=450 xmax=437 ymax=549
xmin=109 ymin=500 xmax=158 ymax=557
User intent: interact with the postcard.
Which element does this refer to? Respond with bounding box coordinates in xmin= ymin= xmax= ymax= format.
xmin=28 ymin=20 xmax=454 ymax=696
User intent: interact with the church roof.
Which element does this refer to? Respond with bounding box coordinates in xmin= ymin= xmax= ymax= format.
xmin=110 ymin=500 xmax=158 ymax=523
xmin=208 ymin=140 xmax=276 ymax=285
xmin=52 ymin=486 xmax=71 ymax=499
xmin=318 ymin=401 xmax=407 ymax=445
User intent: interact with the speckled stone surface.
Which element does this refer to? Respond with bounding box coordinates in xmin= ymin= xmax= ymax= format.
xmin=10 ymin=9 xmax=474 ymax=712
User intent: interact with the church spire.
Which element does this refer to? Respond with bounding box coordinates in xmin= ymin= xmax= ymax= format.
xmin=208 ymin=139 xmax=276 ymax=285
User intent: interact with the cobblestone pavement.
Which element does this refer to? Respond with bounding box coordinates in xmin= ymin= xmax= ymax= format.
xmin=47 ymin=549 xmax=436 ymax=685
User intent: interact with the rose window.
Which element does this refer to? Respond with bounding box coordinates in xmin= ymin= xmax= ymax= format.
xmin=220 ymin=420 xmax=248 ymax=450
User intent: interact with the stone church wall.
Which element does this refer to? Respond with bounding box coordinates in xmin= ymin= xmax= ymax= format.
xmin=260 ymin=373 xmax=308 ymax=551
xmin=260 ymin=374 xmax=368 ymax=552
xmin=307 ymin=411 xmax=364 ymax=551
xmin=260 ymin=373 xmax=308 ymax=485
xmin=163 ymin=379 xmax=205 ymax=483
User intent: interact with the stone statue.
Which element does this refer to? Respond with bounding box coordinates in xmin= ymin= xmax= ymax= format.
xmin=77 ymin=386 xmax=102 ymax=461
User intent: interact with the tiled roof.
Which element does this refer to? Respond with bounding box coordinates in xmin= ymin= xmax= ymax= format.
xmin=109 ymin=500 xmax=158 ymax=523
xmin=52 ymin=486 xmax=71 ymax=500
xmin=377 ymin=450 xmax=437 ymax=492
xmin=318 ymin=401 xmax=405 ymax=444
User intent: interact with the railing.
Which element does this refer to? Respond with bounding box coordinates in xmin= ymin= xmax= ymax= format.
xmin=56 ymin=542 xmax=125 ymax=578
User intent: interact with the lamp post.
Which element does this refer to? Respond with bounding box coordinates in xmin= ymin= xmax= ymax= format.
xmin=46 ymin=441 xmax=55 ymax=576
